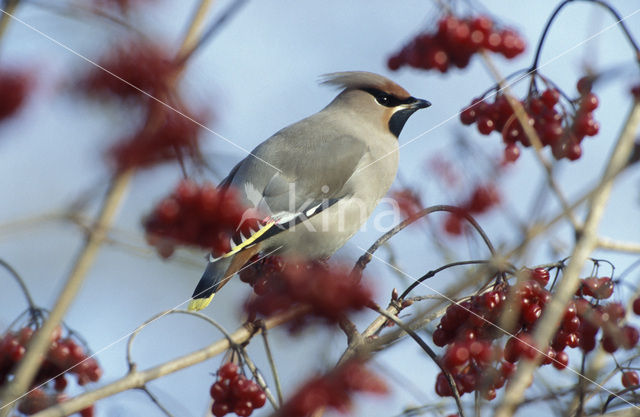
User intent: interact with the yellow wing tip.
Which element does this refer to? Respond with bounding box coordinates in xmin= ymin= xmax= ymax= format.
xmin=188 ymin=294 xmax=215 ymax=311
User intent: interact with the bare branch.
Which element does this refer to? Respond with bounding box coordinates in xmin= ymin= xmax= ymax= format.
xmin=496 ymin=102 xmax=640 ymax=417
xmin=30 ymin=308 xmax=304 ymax=417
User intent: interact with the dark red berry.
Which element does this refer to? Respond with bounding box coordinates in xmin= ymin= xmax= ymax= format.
xmin=541 ymin=89 xmax=560 ymax=107
xmin=622 ymin=371 xmax=639 ymax=388
xmin=219 ymin=362 xmax=239 ymax=381
xmin=212 ymin=401 xmax=230 ymax=417
xmin=531 ymin=268 xmax=550 ymax=286
xmin=581 ymin=93 xmax=599 ymax=111
xmin=504 ymin=143 xmax=520 ymax=162
xmin=477 ymin=117 xmax=495 ymax=134
xmin=553 ymin=351 xmax=569 ymax=370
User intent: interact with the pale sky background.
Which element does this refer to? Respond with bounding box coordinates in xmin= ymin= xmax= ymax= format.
xmin=1 ymin=1 xmax=640 ymax=416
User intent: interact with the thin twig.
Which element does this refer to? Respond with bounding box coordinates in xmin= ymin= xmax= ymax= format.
xmin=29 ymin=308 xmax=304 ymax=417
xmin=260 ymin=324 xmax=283 ymax=406
xmin=0 ymin=258 xmax=36 ymax=310
xmin=374 ymin=307 xmax=466 ymax=417
xmin=352 ymin=205 xmax=496 ymax=276
xmin=176 ymin=0 xmax=250 ymax=66
xmin=399 ymin=259 xmax=494 ymax=300
xmin=529 ymin=0 xmax=640 ymax=70
xmin=238 ymin=345 xmax=279 ymax=410
xmin=139 ymin=386 xmax=175 ymax=417
xmin=126 ymin=309 xmax=235 ymax=370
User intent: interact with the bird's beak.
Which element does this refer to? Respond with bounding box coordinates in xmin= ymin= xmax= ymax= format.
xmin=410 ymin=97 xmax=431 ymax=109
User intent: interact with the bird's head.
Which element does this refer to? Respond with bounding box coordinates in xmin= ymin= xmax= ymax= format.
xmin=321 ymin=71 xmax=431 ymax=138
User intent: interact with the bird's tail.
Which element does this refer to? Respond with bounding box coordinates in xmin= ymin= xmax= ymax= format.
xmin=188 ymin=247 xmax=262 ymax=311
xmin=188 ymin=257 xmax=233 ymax=311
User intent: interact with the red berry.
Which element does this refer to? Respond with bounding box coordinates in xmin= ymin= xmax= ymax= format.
xmin=531 ymin=268 xmax=550 ymax=286
xmin=433 ymin=327 xmax=451 ymax=347
xmin=476 ymin=116 xmax=494 ymax=135
xmin=231 ymin=375 xmax=252 ymax=398
xmin=622 ymin=371 xmax=639 ymax=388
xmin=595 ymin=277 xmax=613 ymax=299
xmin=577 ymin=76 xmax=593 ymax=95
xmin=444 ymin=343 xmax=470 ymax=369
xmin=565 ymin=142 xmax=582 ymax=161
xmin=501 ymin=361 xmax=516 ymax=377
xmin=563 ymin=316 xmax=581 ymax=333
xmin=541 ymin=89 xmax=560 ymax=107
xmin=460 ymin=107 xmax=477 ymax=125
xmin=553 ymin=351 xmax=569 ymax=370
xmin=219 ymin=362 xmax=239 ymax=381
xmin=0 ymin=69 xmax=31 ymax=122
xmin=504 ymin=143 xmax=520 ymax=162
xmin=210 ymin=382 xmax=228 ymax=401
xmin=212 ymin=401 xmax=230 ymax=417
xmin=252 ymin=391 xmax=266 ymax=408
xmin=234 ymin=400 xmax=254 ymax=417
xmin=622 ymin=326 xmax=640 ymax=349
xmin=50 ymin=344 xmax=71 ymax=366
xmin=80 ymin=405 xmax=95 ymax=417
xmin=602 ymin=335 xmax=619 ymax=353
xmin=633 ymin=298 xmax=640 ymax=315
xmin=54 ymin=376 xmax=68 ymax=392
xmin=435 ymin=372 xmax=453 ymax=397
xmin=581 ymin=93 xmax=599 ymax=111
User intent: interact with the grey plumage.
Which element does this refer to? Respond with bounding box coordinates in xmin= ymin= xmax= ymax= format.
xmin=189 ymin=71 xmax=430 ymax=311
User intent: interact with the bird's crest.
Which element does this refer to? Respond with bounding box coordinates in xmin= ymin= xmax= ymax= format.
xmin=320 ymin=71 xmax=411 ymax=99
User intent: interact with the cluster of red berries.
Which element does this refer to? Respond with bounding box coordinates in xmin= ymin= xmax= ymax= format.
xmin=108 ymin=101 xmax=205 ymax=171
xmin=432 ymin=268 xmax=640 ymax=399
xmin=1 ymin=325 xmax=100 ymax=416
xmin=144 ymin=180 xmax=255 ymax=258
xmin=617 ymin=298 xmax=640 ymax=389
xmin=81 ymin=40 xmax=176 ymax=100
xmin=0 ymin=68 xmax=31 ymax=123
xmin=79 ymin=39 xmax=211 ymax=171
xmin=240 ymin=256 xmax=374 ymax=328
xmin=444 ymin=183 xmax=500 ymax=236
xmin=278 ymin=360 xmax=387 ymax=417
xmin=388 ymin=15 xmax=525 ymax=73
xmin=460 ymin=83 xmax=600 ymax=162
xmin=209 ymin=363 xmax=266 ymax=417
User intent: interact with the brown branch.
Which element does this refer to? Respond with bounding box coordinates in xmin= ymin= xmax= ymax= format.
xmin=30 ymin=308 xmax=303 ymax=417
xmin=0 ymin=170 xmax=134 ymax=417
xmin=0 ymin=0 xmax=19 ymax=46
xmin=496 ymin=101 xmax=640 ymax=417
xmin=0 ymin=1 xmax=223 ymax=412
xmin=597 ymin=237 xmax=640 ymax=254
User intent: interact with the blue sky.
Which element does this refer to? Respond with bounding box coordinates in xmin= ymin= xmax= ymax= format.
xmin=1 ymin=1 xmax=640 ymax=416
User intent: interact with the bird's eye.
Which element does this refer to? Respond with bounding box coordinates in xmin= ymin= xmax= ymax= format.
xmin=375 ymin=93 xmax=390 ymax=105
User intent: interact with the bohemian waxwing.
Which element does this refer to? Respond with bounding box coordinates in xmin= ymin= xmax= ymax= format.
xmin=189 ymin=71 xmax=430 ymax=311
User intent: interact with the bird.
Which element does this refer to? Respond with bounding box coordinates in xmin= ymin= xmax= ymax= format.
xmin=188 ymin=71 xmax=430 ymax=311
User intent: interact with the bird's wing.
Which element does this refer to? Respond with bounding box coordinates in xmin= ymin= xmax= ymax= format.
xmin=210 ymin=133 xmax=369 ymax=260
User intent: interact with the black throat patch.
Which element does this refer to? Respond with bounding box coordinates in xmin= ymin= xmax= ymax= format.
xmin=389 ymin=107 xmax=419 ymax=137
